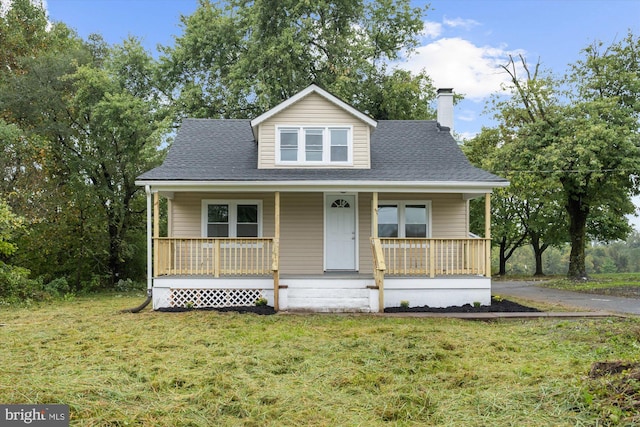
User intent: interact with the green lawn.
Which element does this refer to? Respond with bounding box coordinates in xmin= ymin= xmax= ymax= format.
xmin=1 ymin=293 xmax=639 ymax=426
xmin=540 ymin=273 xmax=640 ymax=298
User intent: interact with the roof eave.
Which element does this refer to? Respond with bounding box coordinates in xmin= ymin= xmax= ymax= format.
xmin=250 ymin=84 xmax=378 ymax=134
xmin=135 ymin=179 xmax=509 ymax=194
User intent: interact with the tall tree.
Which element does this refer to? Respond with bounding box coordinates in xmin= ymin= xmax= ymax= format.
xmin=493 ymin=46 xmax=640 ymax=279
xmin=0 ymin=33 xmax=168 ymax=287
xmin=158 ymin=0 xmax=435 ymax=120
xmin=464 ymin=127 xmax=528 ymax=276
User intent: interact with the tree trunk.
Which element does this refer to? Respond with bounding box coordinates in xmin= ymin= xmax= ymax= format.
xmin=498 ymin=234 xmax=527 ymax=276
xmin=530 ymin=233 xmax=549 ymax=276
xmin=499 ymin=238 xmax=507 ymax=276
xmin=566 ymin=196 xmax=589 ymax=279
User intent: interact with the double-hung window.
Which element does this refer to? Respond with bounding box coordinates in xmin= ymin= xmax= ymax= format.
xmin=277 ymin=126 xmax=352 ymax=165
xmin=378 ymin=201 xmax=431 ymax=238
xmin=202 ymin=200 xmax=262 ymax=238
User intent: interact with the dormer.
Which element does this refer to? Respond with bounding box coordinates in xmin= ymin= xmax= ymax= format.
xmin=251 ymin=84 xmax=377 ymax=169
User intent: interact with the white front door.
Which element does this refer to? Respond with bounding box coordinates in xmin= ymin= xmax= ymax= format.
xmin=325 ymin=195 xmax=357 ymax=270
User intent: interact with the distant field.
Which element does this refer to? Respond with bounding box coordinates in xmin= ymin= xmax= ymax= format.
xmin=1 ymin=293 xmax=639 ymax=426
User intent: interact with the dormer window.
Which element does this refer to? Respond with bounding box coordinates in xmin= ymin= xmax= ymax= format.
xmin=276 ymin=126 xmax=352 ymax=165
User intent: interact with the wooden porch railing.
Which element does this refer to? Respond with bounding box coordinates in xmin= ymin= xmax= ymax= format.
xmin=154 ymin=238 xmax=276 ymax=277
xmin=373 ymin=238 xmax=491 ymax=277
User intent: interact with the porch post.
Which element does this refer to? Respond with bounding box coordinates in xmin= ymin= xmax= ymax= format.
xmin=372 ymin=192 xmax=384 ymax=312
xmin=485 ymin=193 xmax=491 ymax=277
xmin=372 ymin=192 xmax=378 ymax=238
xmin=273 ymin=191 xmax=280 ymax=311
xmin=153 ymin=192 xmax=160 ymax=278
xmin=145 ymin=186 xmax=153 ymax=291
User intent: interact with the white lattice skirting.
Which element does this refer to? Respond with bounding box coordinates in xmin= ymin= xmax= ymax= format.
xmin=169 ymin=288 xmax=264 ymax=308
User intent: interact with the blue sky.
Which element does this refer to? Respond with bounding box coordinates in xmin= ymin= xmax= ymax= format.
xmin=41 ymin=0 xmax=640 ymax=139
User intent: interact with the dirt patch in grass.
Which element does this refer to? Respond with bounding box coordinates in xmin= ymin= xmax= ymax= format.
xmin=385 ymin=298 xmax=540 ymax=313
xmin=587 ymin=361 xmax=640 ymax=424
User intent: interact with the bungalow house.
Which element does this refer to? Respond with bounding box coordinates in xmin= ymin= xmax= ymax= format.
xmin=136 ymin=85 xmax=508 ymax=312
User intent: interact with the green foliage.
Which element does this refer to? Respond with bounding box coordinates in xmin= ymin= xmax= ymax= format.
xmin=400 ymin=300 xmax=410 ymax=308
xmin=158 ymin=0 xmax=434 ymax=120
xmin=0 ymin=199 xmax=23 ymax=258
xmin=491 ymin=231 xmax=640 ymax=277
xmin=0 ymin=22 xmax=169 ymax=288
xmin=0 ymin=262 xmax=39 ymax=304
xmin=475 ymin=32 xmax=640 ymax=278
xmin=255 ymin=297 xmax=268 ymax=307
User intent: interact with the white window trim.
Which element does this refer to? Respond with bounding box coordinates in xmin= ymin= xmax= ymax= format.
xmin=201 ymin=199 xmax=263 ymax=238
xmin=275 ymin=124 xmax=353 ymax=166
xmin=378 ymin=200 xmax=432 ymax=238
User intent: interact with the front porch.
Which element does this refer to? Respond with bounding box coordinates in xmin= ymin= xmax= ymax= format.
xmin=150 ymin=235 xmax=492 ymax=312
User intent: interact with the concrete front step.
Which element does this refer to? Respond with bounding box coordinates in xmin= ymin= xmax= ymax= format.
xmin=286 ymin=288 xmax=372 ymax=312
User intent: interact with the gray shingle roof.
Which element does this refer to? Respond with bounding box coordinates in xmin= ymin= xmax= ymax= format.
xmin=137 ymin=118 xmax=506 ymax=184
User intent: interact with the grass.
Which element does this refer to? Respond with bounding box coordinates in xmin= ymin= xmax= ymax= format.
xmin=1 ymin=293 xmax=640 ymax=426
xmin=540 ymin=273 xmax=640 ymax=297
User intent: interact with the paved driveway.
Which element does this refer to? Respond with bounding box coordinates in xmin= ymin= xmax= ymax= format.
xmin=493 ymin=280 xmax=640 ymax=315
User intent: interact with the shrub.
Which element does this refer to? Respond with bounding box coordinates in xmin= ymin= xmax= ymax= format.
xmin=0 ymin=262 xmax=43 ymax=304
xmin=400 ymin=300 xmax=410 ymax=308
xmin=44 ymin=278 xmax=70 ymax=297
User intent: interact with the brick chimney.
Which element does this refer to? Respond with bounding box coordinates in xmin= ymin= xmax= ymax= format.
xmin=436 ymin=88 xmax=454 ymax=134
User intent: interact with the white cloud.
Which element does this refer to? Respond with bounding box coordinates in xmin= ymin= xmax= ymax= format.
xmin=443 ymin=17 xmax=480 ymax=30
xmin=456 ymin=131 xmax=478 ymax=142
xmin=422 ymin=21 xmax=443 ymax=38
xmin=400 ymin=37 xmax=525 ymax=100
xmin=457 ymin=109 xmax=476 ymax=122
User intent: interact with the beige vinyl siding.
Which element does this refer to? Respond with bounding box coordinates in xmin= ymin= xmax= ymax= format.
xmin=279 ymin=193 xmax=324 ymax=274
xmin=258 ymin=92 xmax=371 ymax=169
xmin=170 ymin=192 xmax=275 ymax=238
xmin=377 ymin=193 xmax=467 ymax=238
xmin=169 ymin=192 xmax=323 ymax=275
xmin=358 ymin=193 xmax=373 ymax=274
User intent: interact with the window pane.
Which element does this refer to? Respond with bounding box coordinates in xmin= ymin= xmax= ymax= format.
xmin=280 ymin=130 xmax=298 ymax=147
xmin=331 ymin=146 xmax=348 ymax=162
xmin=330 ymin=129 xmax=348 ymax=145
xmin=378 ymin=205 xmax=398 ymax=224
xmin=237 ymin=205 xmax=258 ymax=223
xmin=405 ymin=205 xmax=426 ymax=224
xmin=237 ymin=223 xmax=258 ymax=237
xmin=207 ymin=224 xmax=229 ymax=237
xmin=208 ymin=205 xmax=228 ymax=223
xmin=378 ymin=224 xmax=398 ymax=238
xmin=330 ymin=129 xmax=348 ymax=162
xmin=281 ymin=148 xmax=297 ymax=161
xmin=378 ymin=205 xmax=398 ymax=237
xmin=405 ymin=224 xmax=427 ymax=237
xmin=405 ymin=205 xmax=427 ymax=237
xmin=305 ymin=129 xmax=323 ymax=161
xmin=280 ymin=130 xmax=298 ymax=161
